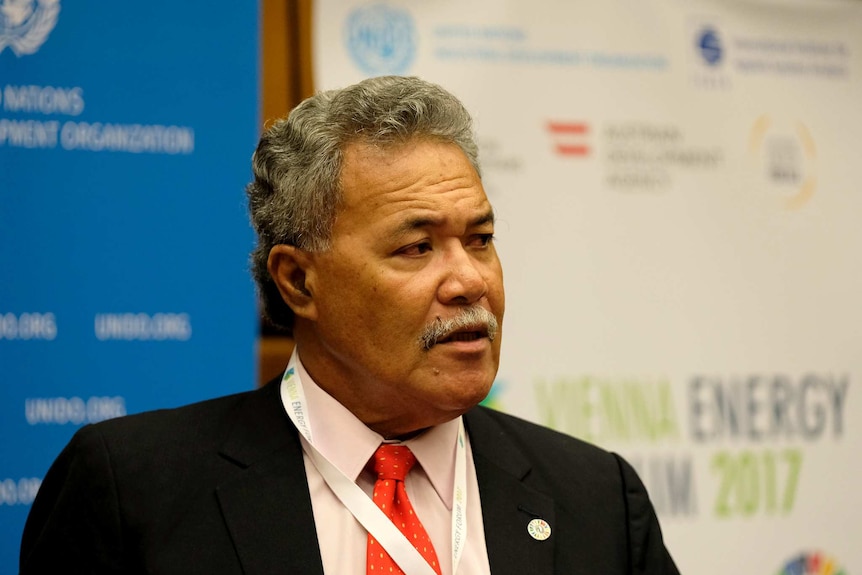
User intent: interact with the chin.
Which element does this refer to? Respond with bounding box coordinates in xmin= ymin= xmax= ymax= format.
xmin=419 ymin=359 xmax=497 ymax=406
xmin=446 ymin=377 xmax=494 ymax=411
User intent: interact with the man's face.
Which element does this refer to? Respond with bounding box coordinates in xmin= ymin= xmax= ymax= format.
xmin=298 ymin=138 xmax=504 ymax=437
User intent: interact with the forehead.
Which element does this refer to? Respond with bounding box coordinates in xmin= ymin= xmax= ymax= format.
xmin=337 ymin=139 xmax=491 ymax=228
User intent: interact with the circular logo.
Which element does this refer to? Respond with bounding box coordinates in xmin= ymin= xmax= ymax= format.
xmin=345 ymin=4 xmax=416 ymax=75
xmin=526 ymin=518 xmax=551 ymax=541
xmin=696 ymin=27 xmax=723 ymax=66
xmin=748 ymin=115 xmax=817 ymax=210
xmin=0 ymin=0 xmax=60 ymax=56
xmin=777 ymin=551 xmax=846 ymax=575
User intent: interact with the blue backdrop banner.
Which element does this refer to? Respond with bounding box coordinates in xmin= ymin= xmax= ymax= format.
xmin=0 ymin=2 xmax=260 ymax=569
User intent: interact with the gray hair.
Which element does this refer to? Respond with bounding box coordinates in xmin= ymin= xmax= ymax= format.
xmin=246 ymin=76 xmax=481 ymax=333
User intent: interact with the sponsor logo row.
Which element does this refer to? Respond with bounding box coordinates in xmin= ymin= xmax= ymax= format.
xmin=484 ymin=117 xmax=816 ymax=210
xmin=7 ymin=0 xmax=852 ymax=97
xmin=341 ymin=4 xmax=853 ymax=84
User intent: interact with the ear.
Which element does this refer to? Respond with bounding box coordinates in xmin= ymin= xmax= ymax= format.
xmin=267 ymin=244 xmax=318 ymax=322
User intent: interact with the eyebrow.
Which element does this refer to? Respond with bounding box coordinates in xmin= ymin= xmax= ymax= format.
xmin=393 ymin=208 xmax=496 ymax=236
xmin=470 ymin=209 xmax=496 ymax=228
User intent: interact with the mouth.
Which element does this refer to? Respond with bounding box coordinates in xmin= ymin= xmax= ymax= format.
xmin=436 ymin=327 xmax=487 ymax=345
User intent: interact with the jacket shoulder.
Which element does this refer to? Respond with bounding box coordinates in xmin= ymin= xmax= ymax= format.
xmin=89 ymin=386 xmax=257 ymax=444
xmin=467 ymin=405 xmax=619 ymax=466
xmin=466 ymin=406 xmax=680 ymax=575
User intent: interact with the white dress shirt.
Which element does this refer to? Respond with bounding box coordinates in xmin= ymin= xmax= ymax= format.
xmin=291 ymin=352 xmax=492 ymax=575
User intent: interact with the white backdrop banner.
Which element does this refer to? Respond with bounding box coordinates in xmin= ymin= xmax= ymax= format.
xmin=313 ymin=1 xmax=861 ymax=574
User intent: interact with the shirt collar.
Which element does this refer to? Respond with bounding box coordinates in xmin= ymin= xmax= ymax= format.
xmin=294 ymin=349 xmax=460 ymax=509
xmin=402 ymin=417 xmax=460 ymax=509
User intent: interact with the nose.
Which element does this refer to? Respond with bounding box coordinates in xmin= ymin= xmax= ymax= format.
xmin=437 ymin=242 xmax=488 ymax=305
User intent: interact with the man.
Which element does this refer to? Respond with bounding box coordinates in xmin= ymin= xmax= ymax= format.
xmin=21 ymin=76 xmax=680 ymax=574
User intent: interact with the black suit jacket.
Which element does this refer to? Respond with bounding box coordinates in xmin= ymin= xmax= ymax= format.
xmin=20 ymin=379 xmax=679 ymax=574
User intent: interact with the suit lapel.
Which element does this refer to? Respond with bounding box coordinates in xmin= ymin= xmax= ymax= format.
xmin=465 ymin=408 xmax=556 ymax=575
xmin=215 ymin=381 xmax=325 ymax=575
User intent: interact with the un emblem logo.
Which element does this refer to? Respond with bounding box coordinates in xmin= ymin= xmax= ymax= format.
xmin=345 ymin=4 xmax=416 ymax=75
xmin=0 ymin=0 xmax=60 ymax=56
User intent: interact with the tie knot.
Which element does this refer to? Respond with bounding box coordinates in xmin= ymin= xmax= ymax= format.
xmin=372 ymin=444 xmax=416 ymax=481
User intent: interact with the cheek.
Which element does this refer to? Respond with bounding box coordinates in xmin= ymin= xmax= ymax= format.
xmin=352 ymin=275 xmax=418 ymax=332
xmin=315 ymin=274 xmax=374 ymax=333
xmin=323 ymin=256 xmax=438 ymax=337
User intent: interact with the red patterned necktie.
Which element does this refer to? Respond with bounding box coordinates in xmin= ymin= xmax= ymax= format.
xmin=366 ymin=444 xmax=443 ymax=575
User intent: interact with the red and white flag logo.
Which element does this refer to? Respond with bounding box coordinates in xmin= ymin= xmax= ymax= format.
xmin=546 ymin=121 xmax=591 ymax=157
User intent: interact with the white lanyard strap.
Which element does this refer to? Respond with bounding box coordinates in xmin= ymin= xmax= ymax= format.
xmin=280 ymin=355 xmax=467 ymax=575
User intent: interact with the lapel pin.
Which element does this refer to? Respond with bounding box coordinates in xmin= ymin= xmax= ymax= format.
xmin=527 ymin=518 xmax=551 ymax=541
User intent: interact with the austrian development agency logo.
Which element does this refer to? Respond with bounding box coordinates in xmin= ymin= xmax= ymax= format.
xmin=546 ymin=121 xmax=592 ymax=158
xmin=777 ymin=550 xmax=847 ymax=575
xmin=0 ymin=0 xmax=60 ymax=56
xmin=345 ymin=3 xmax=416 ymax=75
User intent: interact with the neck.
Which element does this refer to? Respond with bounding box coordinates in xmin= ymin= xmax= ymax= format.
xmin=291 ymin=335 xmax=462 ymax=439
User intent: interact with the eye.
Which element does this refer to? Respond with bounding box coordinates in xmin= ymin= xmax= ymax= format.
xmin=470 ymin=233 xmax=495 ymax=248
xmin=396 ymin=241 xmax=432 ymax=257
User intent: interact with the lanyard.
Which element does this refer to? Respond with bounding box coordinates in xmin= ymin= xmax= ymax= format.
xmin=280 ymin=353 xmax=468 ymax=575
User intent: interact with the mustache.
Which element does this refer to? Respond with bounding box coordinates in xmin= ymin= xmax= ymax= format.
xmin=419 ymin=306 xmax=499 ymax=351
